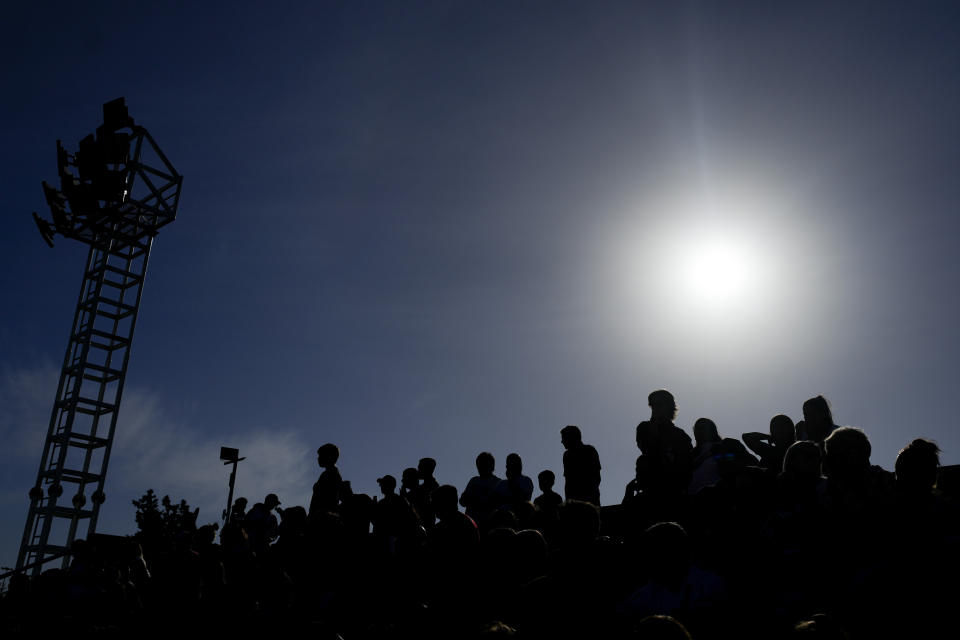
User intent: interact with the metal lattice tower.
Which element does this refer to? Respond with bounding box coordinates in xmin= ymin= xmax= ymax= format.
xmin=17 ymin=98 xmax=182 ymax=574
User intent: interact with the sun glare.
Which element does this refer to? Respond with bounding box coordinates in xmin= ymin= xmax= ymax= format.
xmin=597 ymin=163 xmax=836 ymax=369
xmin=679 ymin=231 xmax=757 ymax=310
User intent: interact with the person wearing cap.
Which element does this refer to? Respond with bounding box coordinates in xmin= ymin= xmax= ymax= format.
xmin=245 ymin=493 xmax=281 ymax=554
xmin=373 ymin=474 xmax=422 ymax=555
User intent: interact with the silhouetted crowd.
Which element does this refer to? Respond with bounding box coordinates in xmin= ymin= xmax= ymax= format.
xmin=2 ymin=391 xmax=958 ymax=639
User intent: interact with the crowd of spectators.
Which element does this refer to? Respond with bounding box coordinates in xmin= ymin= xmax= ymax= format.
xmin=1 ymin=391 xmax=957 ymax=639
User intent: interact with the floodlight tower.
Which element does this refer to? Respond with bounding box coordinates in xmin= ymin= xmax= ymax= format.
xmin=17 ymin=98 xmax=182 ymax=574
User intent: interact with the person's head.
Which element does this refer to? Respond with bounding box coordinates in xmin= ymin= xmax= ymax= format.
xmin=648 ymin=389 xmax=677 ymax=422
xmin=418 ymin=457 xmax=437 ymax=478
xmin=317 ymin=443 xmax=340 ymax=467
xmin=823 ymin=426 xmax=871 ymax=480
xmin=506 ymin=453 xmax=523 ymax=478
xmin=514 ymin=528 xmax=548 ymax=580
xmin=377 ymin=475 xmax=397 ymax=495
xmin=233 ymin=497 xmax=248 ymax=510
xmin=782 ymin=440 xmax=822 ymax=483
xmin=770 ymin=414 xmax=797 ymax=448
xmin=715 ymin=438 xmax=753 ymax=482
xmin=264 ymin=493 xmax=281 ymax=510
xmin=692 ymin=418 xmax=720 ymax=446
xmin=401 ymin=467 xmax=419 ymax=489
xmin=642 ymin=522 xmax=691 ymax=586
xmin=195 ymin=523 xmax=219 ymax=546
xmin=476 ymin=451 xmax=495 ymax=476
xmin=431 ymin=484 xmax=459 ymax=519
xmin=895 ymin=438 xmax=941 ymax=495
xmin=537 ymin=469 xmax=555 ymax=492
xmin=802 ymin=395 xmax=835 ymax=441
xmin=559 ymin=499 xmax=600 ymax=546
xmin=560 ymin=425 xmax=582 ymax=450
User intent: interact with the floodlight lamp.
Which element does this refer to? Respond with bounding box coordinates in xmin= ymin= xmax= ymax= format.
xmin=220 ymin=447 xmax=240 ymax=462
xmin=42 ymin=181 xmax=67 ymax=210
xmin=62 ymin=181 xmax=96 ymax=218
xmin=76 ymin=134 xmax=102 ymax=181
xmin=56 ymin=141 xmax=72 ymax=179
xmin=32 ymin=212 xmax=55 ymax=247
xmin=96 ymin=127 xmax=130 ymax=166
xmin=102 ymin=97 xmax=133 ymax=132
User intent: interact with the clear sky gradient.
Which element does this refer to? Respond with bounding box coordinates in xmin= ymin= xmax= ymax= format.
xmin=3 ymin=1 xmax=959 ymax=571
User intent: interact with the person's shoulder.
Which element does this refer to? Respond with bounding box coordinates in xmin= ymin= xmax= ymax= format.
xmin=667 ymin=424 xmax=692 ymax=443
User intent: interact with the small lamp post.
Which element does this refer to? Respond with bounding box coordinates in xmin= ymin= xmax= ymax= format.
xmin=220 ymin=447 xmax=245 ymax=526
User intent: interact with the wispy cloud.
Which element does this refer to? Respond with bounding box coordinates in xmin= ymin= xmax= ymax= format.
xmin=109 ymin=389 xmax=316 ymax=524
xmin=0 ymin=363 xmax=59 ymax=457
xmin=0 ymin=364 xmax=316 ymax=570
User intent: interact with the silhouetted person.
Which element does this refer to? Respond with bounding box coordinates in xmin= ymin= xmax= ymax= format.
xmin=428 ymin=484 xmax=480 ymax=604
xmin=400 ymin=467 xmax=419 ymax=501
xmin=895 ymin=438 xmax=941 ymax=497
xmin=244 ymin=493 xmax=281 ymax=553
xmin=691 ymin=417 xmax=721 ymax=460
xmin=373 ymin=475 xmax=422 ymax=556
xmin=822 ymin=426 xmax=892 ymax=500
xmin=619 ymin=522 xmax=728 ymax=632
xmin=635 ymin=390 xmax=693 ymax=497
xmin=623 ymin=456 xmax=652 ymax=505
xmin=743 ymin=414 xmax=796 ymax=472
xmin=310 ymin=443 xmax=341 ymax=520
xmin=796 ymin=395 xmax=838 ymax=445
xmin=494 ymin=453 xmax=534 ymax=508
xmin=887 ymin=438 xmax=953 ymax=636
xmin=560 ymin=425 xmax=601 ymax=505
xmin=534 ymin=470 xmax=563 ymax=512
xmin=689 ymin=418 xmax=724 ymax=493
xmin=418 ymin=457 xmax=439 ymax=491
xmin=780 ymin=440 xmax=824 ymax=492
xmin=820 ymin=427 xmax=893 ymax=623
xmin=230 ymin=496 xmax=248 ymax=523
xmin=414 ymin=457 xmax=439 ymax=528
xmin=461 ymin=451 xmax=501 ymax=528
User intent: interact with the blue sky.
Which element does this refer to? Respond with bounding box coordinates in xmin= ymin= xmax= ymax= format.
xmin=3 ymin=1 xmax=960 ymax=571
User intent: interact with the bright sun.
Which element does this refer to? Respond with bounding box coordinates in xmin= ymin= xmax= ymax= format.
xmin=601 ymin=168 xmax=824 ymax=360
xmin=679 ymin=231 xmax=758 ymax=310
